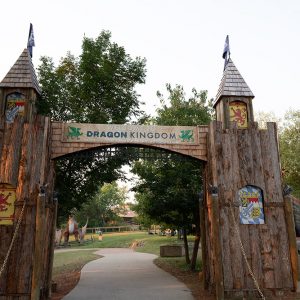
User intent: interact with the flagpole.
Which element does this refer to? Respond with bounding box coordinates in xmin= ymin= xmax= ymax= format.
xmin=27 ymin=23 xmax=35 ymax=58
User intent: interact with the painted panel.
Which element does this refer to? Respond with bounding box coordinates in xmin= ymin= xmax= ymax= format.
xmin=5 ymin=92 xmax=26 ymax=123
xmin=229 ymin=101 xmax=248 ymax=128
xmin=0 ymin=183 xmax=16 ymax=225
xmin=62 ymin=123 xmax=199 ymax=145
xmin=239 ymin=185 xmax=265 ymax=224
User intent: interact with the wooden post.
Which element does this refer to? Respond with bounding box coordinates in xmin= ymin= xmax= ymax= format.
xmin=283 ymin=194 xmax=298 ymax=291
xmin=45 ymin=196 xmax=58 ymax=298
xmin=200 ymin=166 xmax=208 ymax=288
xmin=31 ymin=190 xmax=46 ymax=299
xmin=209 ymin=191 xmax=224 ymax=300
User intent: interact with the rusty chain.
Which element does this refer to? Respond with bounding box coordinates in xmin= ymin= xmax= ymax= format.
xmin=0 ymin=201 xmax=26 ymax=278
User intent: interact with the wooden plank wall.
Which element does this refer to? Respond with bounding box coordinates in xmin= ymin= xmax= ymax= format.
xmin=205 ymin=120 xmax=295 ymax=298
xmin=0 ymin=116 xmax=55 ymax=300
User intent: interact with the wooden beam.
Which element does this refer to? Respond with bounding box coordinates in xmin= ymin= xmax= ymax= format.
xmin=31 ymin=191 xmax=46 ymax=299
xmin=210 ymin=192 xmax=224 ymax=300
xmin=283 ymin=194 xmax=298 ymax=291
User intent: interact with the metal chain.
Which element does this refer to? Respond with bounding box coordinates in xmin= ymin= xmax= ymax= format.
xmin=0 ymin=201 xmax=26 ymax=278
xmin=229 ymin=202 xmax=266 ymax=300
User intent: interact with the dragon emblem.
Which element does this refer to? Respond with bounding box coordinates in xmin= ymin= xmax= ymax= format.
xmin=0 ymin=192 xmax=12 ymax=212
xmin=67 ymin=126 xmax=83 ymax=140
xmin=179 ymin=130 xmax=194 ymax=142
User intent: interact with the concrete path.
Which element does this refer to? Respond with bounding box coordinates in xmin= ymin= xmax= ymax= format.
xmin=63 ymin=248 xmax=194 ymax=300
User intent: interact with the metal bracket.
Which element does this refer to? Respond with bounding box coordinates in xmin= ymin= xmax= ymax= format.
xmin=283 ymin=185 xmax=293 ymax=197
xmin=209 ymin=185 xmax=218 ymax=196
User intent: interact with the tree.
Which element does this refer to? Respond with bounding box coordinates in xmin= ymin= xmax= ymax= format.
xmin=156 ymin=83 xmax=213 ymax=126
xmin=38 ymin=31 xmax=146 ymax=123
xmin=132 ymin=84 xmax=212 ymax=269
xmin=37 ymin=31 xmax=146 ymax=221
xmin=75 ymin=182 xmax=127 ymax=227
xmin=280 ymin=110 xmax=300 ymax=198
xmin=255 ymin=111 xmax=281 ymax=130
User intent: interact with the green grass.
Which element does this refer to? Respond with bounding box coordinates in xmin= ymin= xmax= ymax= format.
xmin=77 ymin=232 xmax=150 ymax=248
xmin=134 ymin=235 xmax=183 ymax=255
xmin=53 ymin=250 xmax=101 ymax=276
xmin=155 ymin=256 xmax=202 ymax=272
xmin=133 ymin=235 xmax=202 ymax=272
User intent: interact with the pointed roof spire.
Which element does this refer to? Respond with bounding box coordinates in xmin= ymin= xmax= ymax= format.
xmin=214 ymin=58 xmax=254 ymax=107
xmin=0 ymin=48 xmax=41 ymax=94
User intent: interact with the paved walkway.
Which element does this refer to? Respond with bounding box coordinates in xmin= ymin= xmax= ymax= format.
xmin=63 ymin=248 xmax=194 ymax=300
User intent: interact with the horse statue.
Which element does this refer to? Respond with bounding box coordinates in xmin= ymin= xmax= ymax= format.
xmin=60 ymin=215 xmax=88 ymax=246
xmin=63 ymin=215 xmax=79 ymax=244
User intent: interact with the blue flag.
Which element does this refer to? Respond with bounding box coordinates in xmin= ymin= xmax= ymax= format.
xmin=222 ymin=35 xmax=230 ymax=70
xmin=27 ymin=23 xmax=35 ymax=57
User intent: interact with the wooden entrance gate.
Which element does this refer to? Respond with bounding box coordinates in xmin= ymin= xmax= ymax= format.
xmin=0 ymin=49 xmax=297 ymax=299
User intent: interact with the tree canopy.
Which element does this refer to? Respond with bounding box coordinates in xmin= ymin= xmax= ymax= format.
xmin=38 ymin=30 xmax=146 ymax=123
xmin=131 ymin=84 xmax=213 ymax=268
xmin=280 ymin=110 xmax=300 ymax=198
xmin=37 ymin=31 xmax=146 ymax=222
xmin=132 ymin=84 xmax=213 ymax=228
xmin=74 ymin=182 xmax=127 ymax=227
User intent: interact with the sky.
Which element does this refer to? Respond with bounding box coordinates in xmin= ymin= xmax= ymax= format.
xmin=0 ymin=0 xmax=299 ymax=120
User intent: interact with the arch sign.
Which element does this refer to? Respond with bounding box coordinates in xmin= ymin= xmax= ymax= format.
xmin=62 ymin=123 xmax=199 ymax=145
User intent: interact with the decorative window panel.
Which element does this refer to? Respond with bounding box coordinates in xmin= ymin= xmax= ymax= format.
xmin=5 ymin=92 xmax=26 ymax=123
xmin=229 ymin=101 xmax=248 ymax=128
xmin=239 ymin=185 xmax=265 ymax=224
xmin=0 ymin=183 xmax=16 ymax=225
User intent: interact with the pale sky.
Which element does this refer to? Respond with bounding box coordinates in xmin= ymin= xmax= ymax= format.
xmin=0 ymin=0 xmax=299 ymax=119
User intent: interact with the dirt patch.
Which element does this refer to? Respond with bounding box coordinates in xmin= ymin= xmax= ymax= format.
xmin=51 ymin=271 xmax=81 ymax=300
xmin=153 ymin=258 xmax=215 ymax=300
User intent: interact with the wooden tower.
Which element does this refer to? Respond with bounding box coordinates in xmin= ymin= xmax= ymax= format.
xmin=213 ymin=58 xmax=254 ymax=129
xmin=0 ymin=48 xmax=41 ymax=125
xmin=202 ymin=56 xmax=298 ymax=299
xmin=0 ymin=49 xmax=56 ymax=299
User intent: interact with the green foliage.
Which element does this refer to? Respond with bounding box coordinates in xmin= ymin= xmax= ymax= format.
xmin=37 ymin=31 xmax=146 ymax=221
xmin=74 ymin=182 xmax=127 ymax=227
xmin=279 ymin=110 xmax=300 ymax=197
xmin=156 ymin=83 xmax=213 ymax=126
xmin=37 ymin=31 xmax=146 ymax=123
xmin=55 ymin=154 xmax=128 ymax=224
xmin=132 ymin=159 xmax=203 ymax=228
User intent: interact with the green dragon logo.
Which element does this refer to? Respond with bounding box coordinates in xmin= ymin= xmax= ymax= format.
xmin=179 ymin=130 xmax=194 ymax=142
xmin=66 ymin=126 xmax=83 ymax=140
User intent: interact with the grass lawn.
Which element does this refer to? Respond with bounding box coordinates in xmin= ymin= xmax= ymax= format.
xmin=52 ymin=250 xmax=101 ymax=276
xmin=77 ymin=231 xmax=149 ymax=248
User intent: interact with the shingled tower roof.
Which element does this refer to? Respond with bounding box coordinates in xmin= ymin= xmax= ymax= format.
xmin=214 ymin=58 xmax=254 ymax=107
xmin=0 ymin=48 xmax=41 ymax=95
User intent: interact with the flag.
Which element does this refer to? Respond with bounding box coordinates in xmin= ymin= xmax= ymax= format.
xmin=27 ymin=23 xmax=35 ymax=57
xmin=222 ymin=35 xmax=230 ymax=70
